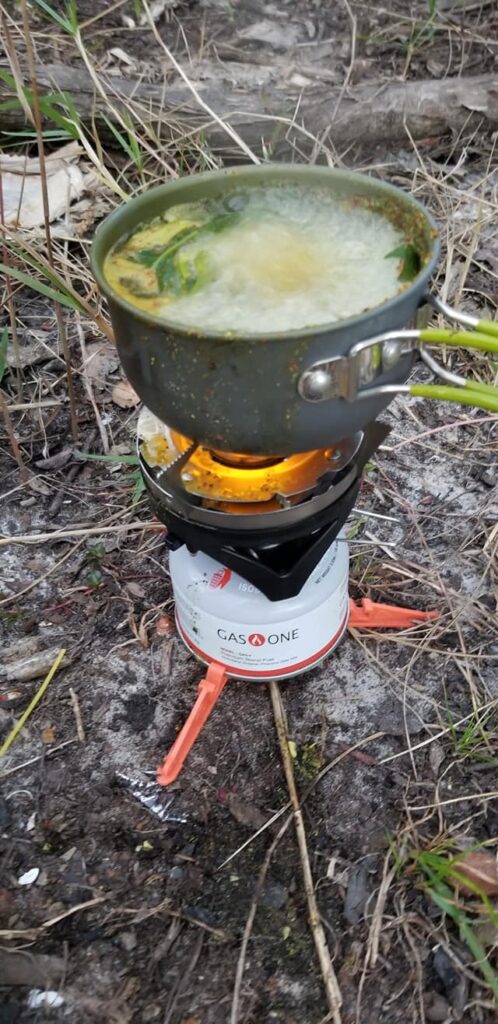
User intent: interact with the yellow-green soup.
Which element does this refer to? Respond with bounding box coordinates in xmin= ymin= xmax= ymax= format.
xmin=104 ymin=186 xmax=414 ymax=333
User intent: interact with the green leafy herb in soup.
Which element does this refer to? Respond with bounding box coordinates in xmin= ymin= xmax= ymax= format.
xmin=104 ymin=186 xmax=421 ymax=333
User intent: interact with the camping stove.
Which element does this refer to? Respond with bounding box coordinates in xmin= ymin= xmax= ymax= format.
xmin=138 ymin=414 xmax=387 ymax=673
xmin=135 ymin=411 xmax=437 ymax=785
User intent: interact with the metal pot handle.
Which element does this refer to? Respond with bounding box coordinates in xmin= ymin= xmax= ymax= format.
xmin=298 ymin=293 xmax=498 ymax=404
xmin=297 ymin=329 xmax=419 ymax=403
xmin=426 ymin=294 xmax=498 ymax=338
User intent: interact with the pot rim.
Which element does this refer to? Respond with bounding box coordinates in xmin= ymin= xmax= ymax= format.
xmin=91 ymin=163 xmax=441 ymax=344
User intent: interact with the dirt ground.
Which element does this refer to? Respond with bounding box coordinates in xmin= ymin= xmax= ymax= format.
xmin=1 ymin=1 xmax=498 ymax=1022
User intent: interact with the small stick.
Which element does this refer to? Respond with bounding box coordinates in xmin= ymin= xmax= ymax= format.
xmin=75 ymin=317 xmax=109 ymax=453
xmin=0 ymin=895 xmax=106 ymax=940
xmin=0 ymin=168 xmax=22 ymax=399
xmin=0 ymin=521 xmax=160 ymax=546
xmin=0 ymin=738 xmax=77 ymax=779
xmin=69 ymin=687 xmax=85 ymax=742
xmin=231 ymin=814 xmax=293 ymax=1024
xmin=19 ymin=0 xmax=79 ymax=443
xmin=269 ymin=681 xmax=342 ymax=1024
xmin=0 ymin=649 xmax=66 ymax=758
xmin=5 ymin=400 xmax=64 ymax=412
xmin=0 ymin=391 xmax=28 ymax=481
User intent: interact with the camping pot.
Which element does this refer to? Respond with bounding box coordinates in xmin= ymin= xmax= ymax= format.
xmin=91 ymin=165 xmax=440 ymax=455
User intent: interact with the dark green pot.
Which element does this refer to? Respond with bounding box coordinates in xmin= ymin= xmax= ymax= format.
xmin=91 ymin=164 xmax=439 ymax=454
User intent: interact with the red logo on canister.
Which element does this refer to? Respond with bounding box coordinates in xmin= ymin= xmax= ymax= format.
xmin=248 ymin=633 xmax=266 ymax=647
xmin=209 ymin=567 xmax=232 ymax=590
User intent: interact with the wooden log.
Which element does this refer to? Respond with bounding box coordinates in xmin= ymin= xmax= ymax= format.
xmin=1 ymin=63 xmax=497 ymax=157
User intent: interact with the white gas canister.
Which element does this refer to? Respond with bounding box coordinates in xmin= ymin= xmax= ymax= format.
xmin=169 ymin=534 xmax=349 ymax=680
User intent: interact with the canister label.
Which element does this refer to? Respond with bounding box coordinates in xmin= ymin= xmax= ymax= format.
xmin=174 ymin=573 xmax=349 ymax=679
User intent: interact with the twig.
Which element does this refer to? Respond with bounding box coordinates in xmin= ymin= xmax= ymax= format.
xmin=141 ymin=0 xmax=260 ymax=165
xmin=48 ymin=427 xmax=97 ymax=517
xmin=269 ymin=681 xmax=342 ymax=1024
xmin=231 ymin=814 xmax=293 ymax=1024
xmin=0 ymin=738 xmax=77 ymax=779
xmin=0 ymin=521 xmax=160 ymax=546
xmin=75 ymin=316 xmax=109 ymax=452
xmin=0 ymin=895 xmax=106 ymax=940
xmin=0 ymin=167 xmax=22 ymax=399
xmin=330 ymin=0 xmax=357 ymax=122
xmin=118 ymin=900 xmax=229 ymax=941
xmin=5 ymin=400 xmax=64 ymax=411
xmin=163 ymin=933 xmax=204 ymax=1024
xmin=0 ymin=391 xmax=28 ymax=482
xmin=218 ymin=731 xmax=383 ymax=871
xmin=0 ymin=649 xmax=66 ymax=759
xmin=69 ymin=687 xmax=85 ymax=742
xmin=19 ymin=0 xmax=79 ymax=443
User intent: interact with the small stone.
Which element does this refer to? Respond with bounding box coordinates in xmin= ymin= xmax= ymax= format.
xmin=142 ymin=1006 xmax=162 ymax=1022
xmin=18 ymin=868 xmax=40 ymax=887
xmin=27 ymin=991 xmax=64 ymax=1010
xmin=118 ymin=931 xmax=137 ymax=952
xmin=169 ymin=865 xmax=184 ymax=882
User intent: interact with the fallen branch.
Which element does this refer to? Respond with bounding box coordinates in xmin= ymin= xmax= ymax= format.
xmin=1 ymin=64 xmax=497 ymax=156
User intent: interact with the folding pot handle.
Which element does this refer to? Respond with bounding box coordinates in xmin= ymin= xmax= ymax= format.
xmin=427 ymin=294 xmax=498 ymax=339
xmin=297 ymin=330 xmax=418 ymax=403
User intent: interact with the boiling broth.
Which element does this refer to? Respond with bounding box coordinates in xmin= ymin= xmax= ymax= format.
xmin=104 ymin=185 xmax=415 ymax=333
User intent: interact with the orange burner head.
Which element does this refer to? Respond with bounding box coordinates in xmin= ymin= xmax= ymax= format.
xmin=140 ymin=429 xmax=347 ymax=511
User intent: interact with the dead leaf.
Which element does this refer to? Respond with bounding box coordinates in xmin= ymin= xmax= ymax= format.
xmin=108 ymin=47 xmax=136 ymax=67
xmin=1 ymin=143 xmax=85 ymax=228
xmin=226 ymin=795 xmax=267 ymax=830
xmin=84 ymin=342 xmax=119 ymax=387
xmin=454 ymin=851 xmax=498 ymax=895
xmin=128 ymin=612 xmax=149 ymax=648
xmin=112 ymin=380 xmax=141 ymax=409
xmin=139 ymin=0 xmax=174 ymax=25
xmin=125 ymin=582 xmax=146 ymax=600
xmin=41 ymin=725 xmax=56 ymax=744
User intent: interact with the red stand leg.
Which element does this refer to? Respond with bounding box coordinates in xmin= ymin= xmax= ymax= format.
xmin=349 ymin=597 xmax=438 ymax=629
xmin=156 ymin=601 xmax=438 ymax=785
xmin=156 ymin=662 xmax=228 ymax=786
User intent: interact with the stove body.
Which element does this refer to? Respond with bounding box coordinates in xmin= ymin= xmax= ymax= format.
xmin=139 ymin=412 xmax=388 ymax=678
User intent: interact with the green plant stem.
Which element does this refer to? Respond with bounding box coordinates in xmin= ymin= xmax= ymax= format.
xmin=420 ymin=328 xmax=498 ymax=353
xmin=410 ymin=383 xmax=498 ymax=413
xmin=459 ymin=919 xmax=498 ymax=1001
xmin=0 ymin=649 xmax=66 ymax=758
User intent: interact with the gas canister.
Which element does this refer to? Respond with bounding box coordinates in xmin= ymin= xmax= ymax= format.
xmin=170 ymin=533 xmax=349 ymax=680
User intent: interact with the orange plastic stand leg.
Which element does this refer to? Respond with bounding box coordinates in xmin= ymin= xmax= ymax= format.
xmin=349 ymin=597 xmax=438 ymax=629
xmin=156 ymin=661 xmax=229 ymax=786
